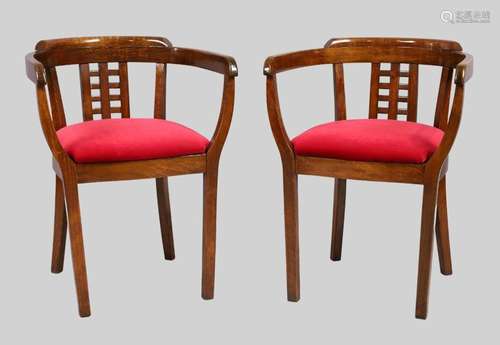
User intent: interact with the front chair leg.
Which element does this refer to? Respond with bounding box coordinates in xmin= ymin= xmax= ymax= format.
xmin=201 ymin=167 xmax=218 ymax=300
xmin=51 ymin=175 xmax=67 ymax=273
xmin=63 ymin=174 xmax=91 ymax=317
xmin=415 ymin=179 xmax=439 ymax=319
xmin=283 ymin=168 xmax=300 ymax=301
xmin=156 ymin=177 xmax=175 ymax=260
xmin=331 ymin=178 xmax=346 ymax=261
xmin=435 ymin=176 xmax=452 ymax=275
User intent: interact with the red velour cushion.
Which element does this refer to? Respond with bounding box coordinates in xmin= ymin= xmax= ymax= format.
xmin=291 ymin=119 xmax=444 ymax=163
xmin=57 ymin=118 xmax=209 ymax=163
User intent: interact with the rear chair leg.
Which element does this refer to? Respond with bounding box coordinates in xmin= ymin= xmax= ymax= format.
xmin=435 ymin=176 xmax=452 ymax=275
xmin=63 ymin=174 xmax=91 ymax=317
xmin=415 ymin=179 xmax=439 ymax=319
xmin=156 ymin=177 xmax=175 ymax=260
xmin=51 ymin=176 xmax=67 ymax=273
xmin=331 ymin=178 xmax=346 ymax=261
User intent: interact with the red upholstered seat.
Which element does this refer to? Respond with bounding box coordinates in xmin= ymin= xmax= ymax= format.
xmin=57 ymin=118 xmax=209 ymax=163
xmin=291 ymin=119 xmax=444 ymax=163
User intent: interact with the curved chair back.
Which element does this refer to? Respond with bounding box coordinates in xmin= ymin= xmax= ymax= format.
xmin=264 ymin=37 xmax=471 ymax=129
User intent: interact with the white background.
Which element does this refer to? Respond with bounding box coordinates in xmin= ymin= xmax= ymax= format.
xmin=1 ymin=0 xmax=498 ymax=343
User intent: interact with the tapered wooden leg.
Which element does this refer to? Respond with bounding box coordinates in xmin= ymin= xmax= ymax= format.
xmin=415 ymin=180 xmax=438 ymax=319
xmin=63 ymin=175 xmax=91 ymax=317
xmin=156 ymin=177 xmax=175 ymax=260
xmin=283 ymin=169 xmax=300 ymax=301
xmin=435 ymin=176 xmax=452 ymax=275
xmin=331 ymin=178 xmax=346 ymax=261
xmin=51 ymin=176 xmax=67 ymax=273
xmin=201 ymin=168 xmax=218 ymax=300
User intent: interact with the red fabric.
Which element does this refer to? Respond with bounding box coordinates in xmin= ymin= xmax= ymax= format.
xmin=291 ymin=119 xmax=444 ymax=163
xmin=57 ymin=118 xmax=209 ymax=163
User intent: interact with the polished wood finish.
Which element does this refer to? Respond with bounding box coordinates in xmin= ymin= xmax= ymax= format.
xmin=264 ymin=37 xmax=472 ymax=319
xmin=26 ymin=36 xmax=237 ymax=317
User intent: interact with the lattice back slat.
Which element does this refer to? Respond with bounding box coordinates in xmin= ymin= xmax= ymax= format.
xmin=79 ymin=62 xmax=130 ymax=120
xmin=368 ymin=62 xmax=419 ymax=121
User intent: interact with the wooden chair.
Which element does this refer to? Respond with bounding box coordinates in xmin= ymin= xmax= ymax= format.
xmin=264 ymin=37 xmax=472 ymax=319
xmin=26 ymin=36 xmax=237 ymax=317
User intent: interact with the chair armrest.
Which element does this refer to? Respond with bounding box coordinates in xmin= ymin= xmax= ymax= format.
xmin=263 ymin=48 xmax=327 ymax=76
xmin=26 ymin=54 xmax=67 ymax=159
xmin=171 ymin=47 xmax=238 ymax=77
xmin=455 ymin=53 xmax=473 ymax=85
xmin=25 ymin=53 xmax=46 ymax=86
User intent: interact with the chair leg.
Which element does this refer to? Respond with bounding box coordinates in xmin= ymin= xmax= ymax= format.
xmin=415 ymin=179 xmax=439 ymax=319
xmin=331 ymin=178 xmax=346 ymax=261
xmin=201 ymin=168 xmax=218 ymax=300
xmin=156 ymin=177 xmax=175 ymax=260
xmin=435 ymin=176 xmax=452 ymax=275
xmin=51 ymin=176 xmax=67 ymax=273
xmin=283 ymin=169 xmax=300 ymax=301
xmin=63 ymin=175 xmax=91 ymax=317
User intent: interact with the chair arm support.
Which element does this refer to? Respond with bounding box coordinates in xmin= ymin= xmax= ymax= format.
xmin=172 ymin=47 xmax=238 ymax=77
xmin=206 ymin=75 xmax=236 ymax=161
xmin=33 ymin=83 xmax=68 ymax=160
xmin=26 ymin=53 xmax=46 ymax=86
xmin=266 ymin=75 xmax=294 ymax=161
xmin=455 ymin=53 xmax=473 ymax=85
xmin=429 ymin=53 xmax=472 ymax=168
xmin=428 ymin=84 xmax=465 ymax=169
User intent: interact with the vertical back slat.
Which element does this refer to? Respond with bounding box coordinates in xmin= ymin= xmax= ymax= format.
xmin=98 ymin=63 xmax=111 ymax=118
xmin=46 ymin=67 xmax=67 ymax=129
xmin=119 ymin=63 xmax=130 ymax=118
xmin=434 ymin=67 xmax=453 ymax=130
xmin=332 ymin=64 xmax=346 ymax=120
xmin=407 ymin=64 xmax=419 ymax=122
xmin=388 ymin=63 xmax=400 ymax=120
xmin=79 ymin=64 xmax=93 ymax=121
xmin=368 ymin=63 xmax=380 ymax=118
xmin=154 ymin=63 xmax=167 ymax=119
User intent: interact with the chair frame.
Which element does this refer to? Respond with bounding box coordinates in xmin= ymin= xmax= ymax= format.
xmin=264 ymin=37 xmax=472 ymax=319
xmin=26 ymin=36 xmax=237 ymax=317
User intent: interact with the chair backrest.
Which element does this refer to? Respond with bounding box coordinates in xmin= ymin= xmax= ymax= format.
xmin=323 ymin=37 xmax=463 ymax=129
xmin=33 ymin=36 xmax=172 ymax=129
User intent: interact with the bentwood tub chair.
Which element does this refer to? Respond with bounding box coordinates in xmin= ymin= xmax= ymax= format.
xmin=26 ymin=36 xmax=237 ymax=317
xmin=264 ymin=37 xmax=472 ymax=319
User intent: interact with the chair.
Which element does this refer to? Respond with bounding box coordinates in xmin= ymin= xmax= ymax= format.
xmin=26 ymin=36 xmax=237 ymax=317
xmin=264 ymin=37 xmax=472 ymax=319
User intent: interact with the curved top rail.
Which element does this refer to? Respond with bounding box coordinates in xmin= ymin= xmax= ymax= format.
xmin=324 ymin=37 xmax=462 ymax=51
xmin=35 ymin=36 xmax=172 ymax=52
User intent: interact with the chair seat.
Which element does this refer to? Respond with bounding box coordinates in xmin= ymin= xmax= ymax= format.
xmin=291 ymin=119 xmax=444 ymax=163
xmin=57 ymin=118 xmax=209 ymax=163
